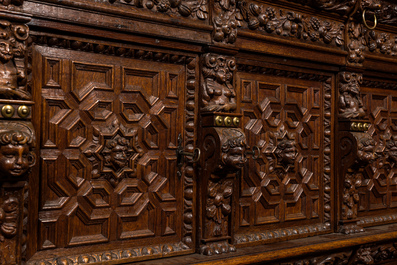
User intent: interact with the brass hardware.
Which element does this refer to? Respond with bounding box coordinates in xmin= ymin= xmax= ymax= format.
xmin=246 ymin=146 xmax=260 ymax=160
xmin=177 ymin=134 xmax=201 ymax=170
xmin=215 ymin=116 xmax=223 ymax=126
xmin=224 ymin=116 xmax=232 ymax=126
xmin=233 ymin=117 xmax=240 ymax=126
xmin=350 ymin=122 xmax=370 ymax=132
xmin=351 ymin=122 xmax=358 ymax=131
xmin=17 ymin=105 xmax=30 ymax=118
xmin=1 ymin=105 xmax=14 ymax=118
xmin=363 ymin=9 xmax=377 ymax=30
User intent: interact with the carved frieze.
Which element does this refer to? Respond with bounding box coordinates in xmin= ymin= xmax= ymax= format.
xmin=108 ymin=0 xmax=208 ymax=20
xmin=285 ymin=0 xmax=357 ymax=15
xmin=201 ymin=54 xmax=236 ymax=112
xmin=236 ymin=2 xmax=344 ymax=46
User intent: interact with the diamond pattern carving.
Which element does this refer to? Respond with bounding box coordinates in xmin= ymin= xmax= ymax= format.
xmin=357 ymin=87 xmax=397 ymax=220
xmin=236 ymin=70 xmax=328 ymax=242
xmin=37 ymin=50 xmax=185 ymax=251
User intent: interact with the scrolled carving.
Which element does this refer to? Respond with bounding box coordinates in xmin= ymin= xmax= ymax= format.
xmin=201 ymin=54 xmax=236 ymax=112
xmin=338 ymin=132 xmax=375 ymax=234
xmin=0 ymin=20 xmax=30 ymax=100
xmin=237 ymin=3 xmax=344 ymax=46
xmin=200 ymin=127 xmax=247 ymax=255
xmin=338 ymin=72 xmax=365 ymax=119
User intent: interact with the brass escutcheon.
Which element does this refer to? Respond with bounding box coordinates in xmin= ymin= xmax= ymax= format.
xmin=1 ymin=105 xmax=14 ymax=118
xmin=233 ymin=117 xmax=240 ymax=126
xmin=363 ymin=123 xmax=369 ymax=131
xmin=224 ymin=116 xmax=232 ymax=126
xmin=215 ymin=116 xmax=223 ymax=126
xmin=17 ymin=105 xmax=30 ymax=118
xmin=358 ymin=123 xmax=364 ymax=131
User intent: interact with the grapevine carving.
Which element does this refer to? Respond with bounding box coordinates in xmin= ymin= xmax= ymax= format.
xmin=108 ymin=0 xmax=208 ymax=20
xmin=237 ymin=3 xmax=344 ymax=46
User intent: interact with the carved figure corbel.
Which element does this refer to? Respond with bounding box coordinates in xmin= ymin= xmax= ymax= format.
xmin=201 ymin=54 xmax=237 ymax=112
xmin=199 ymin=127 xmax=247 ymax=255
xmin=338 ymin=130 xmax=375 ymax=234
xmin=338 ymin=72 xmax=366 ymax=119
xmin=0 ymin=20 xmax=30 ymax=100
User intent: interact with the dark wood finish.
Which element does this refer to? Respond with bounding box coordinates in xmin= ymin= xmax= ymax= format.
xmin=0 ymin=0 xmax=397 ymax=264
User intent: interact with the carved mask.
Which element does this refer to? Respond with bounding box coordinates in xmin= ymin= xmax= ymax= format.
xmin=0 ymin=130 xmax=35 ymax=179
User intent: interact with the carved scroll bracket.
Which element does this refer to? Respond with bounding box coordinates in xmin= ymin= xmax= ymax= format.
xmin=337 ymin=129 xmax=375 ymax=234
xmin=198 ymin=126 xmax=248 ymax=255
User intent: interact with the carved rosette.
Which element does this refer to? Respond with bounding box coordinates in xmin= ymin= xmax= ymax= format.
xmin=200 ymin=127 xmax=247 ymax=255
xmin=83 ymin=120 xmax=143 ymax=187
xmin=201 ymin=54 xmax=236 ymax=112
xmin=338 ymin=72 xmax=366 ymax=119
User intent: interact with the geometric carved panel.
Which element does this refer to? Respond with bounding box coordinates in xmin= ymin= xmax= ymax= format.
xmin=35 ymin=47 xmax=186 ymax=255
xmin=357 ymin=86 xmax=397 ymax=226
xmin=235 ymin=66 xmax=332 ymax=245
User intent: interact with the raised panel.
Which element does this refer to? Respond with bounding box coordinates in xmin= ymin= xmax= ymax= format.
xmin=34 ymin=46 xmax=193 ymax=261
xmin=235 ymin=65 xmax=332 ymax=245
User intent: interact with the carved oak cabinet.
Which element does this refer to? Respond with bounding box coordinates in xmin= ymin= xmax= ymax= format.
xmin=1 ymin=0 xmax=397 ymax=264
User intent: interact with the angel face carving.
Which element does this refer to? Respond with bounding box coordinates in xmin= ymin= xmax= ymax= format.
xmin=275 ymin=139 xmax=297 ymax=166
xmin=220 ymin=130 xmax=247 ymax=172
xmin=0 ymin=130 xmax=35 ymax=179
xmin=103 ymin=136 xmax=130 ymax=170
xmin=357 ymin=134 xmax=376 ymax=164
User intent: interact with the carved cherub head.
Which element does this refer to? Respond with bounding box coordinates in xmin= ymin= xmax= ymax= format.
xmin=0 ymin=130 xmax=35 ymax=179
xmin=275 ymin=139 xmax=297 ymax=167
xmin=357 ymin=134 xmax=376 ymax=163
xmin=219 ymin=129 xmax=247 ymax=172
xmin=103 ymin=135 xmax=130 ymax=170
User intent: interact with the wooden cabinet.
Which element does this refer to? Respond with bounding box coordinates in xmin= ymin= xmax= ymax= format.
xmin=0 ymin=0 xmax=397 ymax=264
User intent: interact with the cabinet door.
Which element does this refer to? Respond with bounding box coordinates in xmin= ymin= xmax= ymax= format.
xmin=235 ymin=63 xmax=334 ymax=246
xmin=29 ymin=45 xmax=197 ymax=264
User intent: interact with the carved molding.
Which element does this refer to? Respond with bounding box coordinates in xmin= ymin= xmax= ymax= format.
xmin=201 ymin=54 xmax=236 ymax=112
xmin=28 ymin=241 xmax=190 ymax=265
xmin=283 ymin=242 xmax=397 ymax=265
